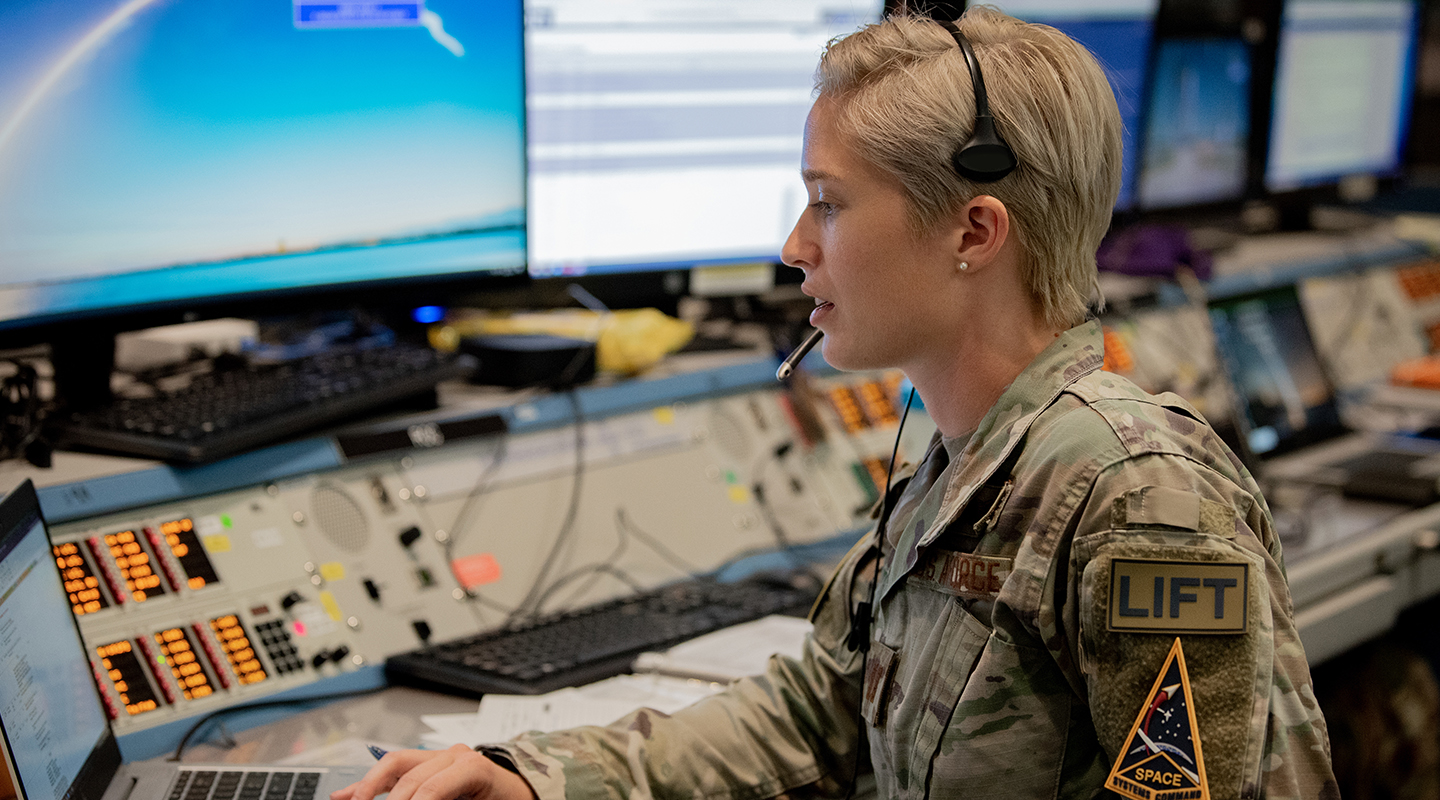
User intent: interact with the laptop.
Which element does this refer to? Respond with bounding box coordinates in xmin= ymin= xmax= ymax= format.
xmin=0 ymin=480 xmax=369 ymax=800
xmin=1208 ymin=284 xmax=1440 ymax=507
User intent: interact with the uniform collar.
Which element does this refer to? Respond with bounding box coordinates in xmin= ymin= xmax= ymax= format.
xmin=924 ymin=320 xmax=1105 ymax=547
xmin=875 ymin=321 xmax=1105 ymax=600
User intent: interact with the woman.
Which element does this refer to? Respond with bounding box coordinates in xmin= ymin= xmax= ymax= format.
xmin=334 ymin=8 xmax=1336 ymax=799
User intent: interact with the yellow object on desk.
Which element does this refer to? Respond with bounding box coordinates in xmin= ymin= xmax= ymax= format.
xmin=430 ymin=308 xmax=694 ymax=376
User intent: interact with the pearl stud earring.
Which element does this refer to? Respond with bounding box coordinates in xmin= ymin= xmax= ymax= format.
xmin=959 ymin=261 xmax=969 ymax=271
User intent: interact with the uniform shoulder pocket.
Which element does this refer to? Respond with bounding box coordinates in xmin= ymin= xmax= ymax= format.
xmin=1073 ymin=529 xmax=1272 ymax=800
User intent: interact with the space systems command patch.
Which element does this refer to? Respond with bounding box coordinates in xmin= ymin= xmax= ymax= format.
xmin=1104 ymin=637 xmax=1209 ymax=800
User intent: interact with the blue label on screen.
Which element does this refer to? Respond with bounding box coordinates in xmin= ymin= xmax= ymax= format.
xmin=294 ymin=2 xmax=422 ymax=28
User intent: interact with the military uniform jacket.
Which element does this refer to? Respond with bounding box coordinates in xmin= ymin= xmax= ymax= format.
xmin=486 ymin=322 xmax=1337 ymax=800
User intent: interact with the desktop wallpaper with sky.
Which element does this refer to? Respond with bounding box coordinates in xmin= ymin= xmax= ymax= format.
xmin=0 ymin=0 xmax=525 ymax=323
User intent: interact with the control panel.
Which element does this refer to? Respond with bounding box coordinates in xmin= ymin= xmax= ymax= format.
xmin=45 ymin=365 xmax=935 ymax=740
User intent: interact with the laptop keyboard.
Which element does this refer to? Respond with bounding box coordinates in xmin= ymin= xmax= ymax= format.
xmin=170 ymin=770 xmax=322 ymax=800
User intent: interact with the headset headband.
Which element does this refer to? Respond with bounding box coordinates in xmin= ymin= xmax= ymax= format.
xmin=936 ymin=19 xmax=1017 ymax=183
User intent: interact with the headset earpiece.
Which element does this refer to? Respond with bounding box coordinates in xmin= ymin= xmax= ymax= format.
xmin=936 ymin=19 xmax=1017 ymax=183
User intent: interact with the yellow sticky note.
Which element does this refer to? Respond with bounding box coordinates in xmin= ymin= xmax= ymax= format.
xmin=653 ymin=407 xmax=676 ymax=425
xmin=320 ymin=562 xmax=346 ymax=582
xmin=319 ymin=591 xmax=343 ymax=622
xmin=728 ymin=485 xmax=750 ymax=504
xmin=202 ymin=535 xmax=231 ymax=553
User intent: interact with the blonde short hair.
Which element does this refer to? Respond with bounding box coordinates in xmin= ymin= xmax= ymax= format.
xmin=816 ymin=6 xmax=1122 ymax=329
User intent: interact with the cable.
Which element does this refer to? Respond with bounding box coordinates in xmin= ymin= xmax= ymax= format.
xmin=536 ymin=508 xmax=634 ymax=614
xmin=537 ymin=563 xmax=646 ymax=614
xmin=168 ymin=685 xmax=387 ymax=762
xmin=844 ymin=386 xmax=915 ymax=800
xmin=439 ymin=435 xmax=516 ymax=623
xmin=614 ymin=508 xmax=705 ymax=576
xmin=508 ymin=389 xmax=587 ymax=625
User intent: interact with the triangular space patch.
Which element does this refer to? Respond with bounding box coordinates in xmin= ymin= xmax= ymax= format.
xmin=1104 ymin=637 xmax=1210 ymax=800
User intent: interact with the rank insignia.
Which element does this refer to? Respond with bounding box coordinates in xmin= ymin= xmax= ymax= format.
xmin=1104 ymin=637 xmax=1209 ymax=800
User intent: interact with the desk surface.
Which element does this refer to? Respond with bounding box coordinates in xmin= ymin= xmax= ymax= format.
xmin=173 ymin=687 xmax=476 ymax=766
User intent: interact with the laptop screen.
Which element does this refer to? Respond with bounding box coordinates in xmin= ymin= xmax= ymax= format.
xmin=1208 ymin=285 xmax=1346 ymax=457
xmin=0 ymin=483 xmax=112 ymax=800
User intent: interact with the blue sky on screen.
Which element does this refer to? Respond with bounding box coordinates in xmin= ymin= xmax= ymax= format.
xmin=0 ymin=0 xmax=524 ymax=285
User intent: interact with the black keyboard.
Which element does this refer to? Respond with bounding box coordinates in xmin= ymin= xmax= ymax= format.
xmin=56 ymin=345 xmax=474 ymax=463
xmin=385 ymin=577 xmax=817 ymax=696
xmin=170 ymin=770 xmax=322 ymax=800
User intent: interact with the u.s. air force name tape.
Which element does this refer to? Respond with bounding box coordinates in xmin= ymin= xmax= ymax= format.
xmin=1107 ymin=559 xmax=1248 ymax=634
xmin=908 ymin=551 xmax=1011 ymax=600
xmin=1105 ymin=637 xmax=1210 ymax=800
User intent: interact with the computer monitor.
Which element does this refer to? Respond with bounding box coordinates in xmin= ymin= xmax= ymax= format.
xmin=1207 ymin=285 xmax=1346 ymax=457
xmin=0 ymin=1 xmax=527 ymax=375
xmin=977 ymin=0 xmax=1160 ymax=211
xmin=1136 ymin=37 xmax=1252 ymax=210
xmin=523 ymin=0 xmax=886 ymax=284
xmin=1265 ymin=0 xmax=1420 ymax=193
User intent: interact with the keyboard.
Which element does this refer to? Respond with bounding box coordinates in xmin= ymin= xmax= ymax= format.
xmin=56 ymin=344 xmax=474 ymax=463
xmin=170 ymin=770 xmax=322 ymax=800
xmin=385 ymin=576 xmax=817 ymax=696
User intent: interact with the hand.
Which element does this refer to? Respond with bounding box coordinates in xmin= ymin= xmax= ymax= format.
xmin=330 ymin=744 xmax=537 ymax=800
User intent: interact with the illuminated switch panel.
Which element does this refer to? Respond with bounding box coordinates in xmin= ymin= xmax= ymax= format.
xmin=253 ymin=620 xmax=304 ymax=675
xmin=827 ymin=386 xmax=868 ymax=434
xmin=208 ymin=614 xmax=269 ymax=686
xmin=53 ymin=542 xmax=109 ymax=615
xmin=102 ymin=530 xmax=168 ymax=601
xmin=96 ymin=639 xmax=164 ymax=717
xmin=152 ymin=627 xmax=216 ymax=701
xmin=855 ymin=380 xmax=899 ymax=428
xmin=153 ymin=518 xmax=222 ymax=590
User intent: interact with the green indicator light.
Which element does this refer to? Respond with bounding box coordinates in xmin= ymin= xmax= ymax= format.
xmin=725 ymin=471 xmax=736 ymax=484
xmin=220 ymin=515 xmax=233 ymax=529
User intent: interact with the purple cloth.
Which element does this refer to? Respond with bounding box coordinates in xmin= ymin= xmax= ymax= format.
xmin=1097 ymin=224 xmax=1213 ymax=281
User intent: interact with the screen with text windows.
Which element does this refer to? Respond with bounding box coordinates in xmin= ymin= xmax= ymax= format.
xmin=0 ymin=0 xmax=525 ymax=331
xmin=524 ymin=0 xmax=884 ymax=278
xmin=1266 ymin=0 xmax=1419 ymax=191
xmin=0 ymin=511 xmax=109 ymax=800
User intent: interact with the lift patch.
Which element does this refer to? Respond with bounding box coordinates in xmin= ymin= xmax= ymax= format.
xmin=1108 ymin=559 xmax=1248 ymax=634
xmin=1105 ymin=638 xmax=1209 ymax=800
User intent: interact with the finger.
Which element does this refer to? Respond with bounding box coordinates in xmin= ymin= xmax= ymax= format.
xmin=384 ymin=747 xmax=471 ymax=800
xmin=340 ymin=749 xmax=443 ymax=800
xmin=405 ymin=746 xmax=504 ymax=800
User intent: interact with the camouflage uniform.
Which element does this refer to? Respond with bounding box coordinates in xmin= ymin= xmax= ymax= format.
xmin=485 ymin=321 xmax=1337 ymax=799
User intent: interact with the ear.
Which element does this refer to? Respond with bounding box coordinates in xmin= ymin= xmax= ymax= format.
xmin=952 ymin=195 xmax=1010 ymax=271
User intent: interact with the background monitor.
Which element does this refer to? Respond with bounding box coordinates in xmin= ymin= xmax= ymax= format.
xmin=1207 ymin=285 xmax=1346 ymax=457
xmin=1136 ymin=37 xmax=1252 ymax=209
xmin=978 ymin=0 xmax=1161 ymax=211
xmin=1265 ymin=0 xmax=1420 ymax=192
xmin=0 ymin=0 xmax=527 ymax=343
xmin=523 ymin=0 xmax=886 ymax=281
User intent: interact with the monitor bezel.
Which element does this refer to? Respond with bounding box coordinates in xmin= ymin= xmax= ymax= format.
xmin=1258 ymin=0 xmax=1423 ymax=206
xmin=0 ymin=480 xmax=122 ymax=800
xmin=1206 ymin=284 xmax=1350 ymax=459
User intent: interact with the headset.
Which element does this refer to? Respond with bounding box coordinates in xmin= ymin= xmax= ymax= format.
xmin=935 ymin=19 xmax=1017 ymax=183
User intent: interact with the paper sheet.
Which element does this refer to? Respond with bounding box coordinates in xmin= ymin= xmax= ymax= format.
xmin=418 ymin=674 xmax=719 ymax=748
xmin=631 ymin=614 xmax=812 ymax=682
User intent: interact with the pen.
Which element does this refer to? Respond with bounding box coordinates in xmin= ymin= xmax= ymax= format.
xmin=367 ymin=745 xmax=389 ymax=761
xmin=776 ymin=328 xmax=824 ymax=380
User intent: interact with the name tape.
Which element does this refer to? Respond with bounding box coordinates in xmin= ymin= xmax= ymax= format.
xmin=1107 ymin=559 xmax=1248 ymax=634
xmin=909 ymin=551 xmax=1011 ymax=600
